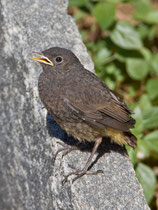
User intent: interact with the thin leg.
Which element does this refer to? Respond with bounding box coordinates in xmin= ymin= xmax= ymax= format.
xmin=52 ymin=142 xmax=79 ymax=165
xmin=62 ymin=137 xmax=103 ymax=184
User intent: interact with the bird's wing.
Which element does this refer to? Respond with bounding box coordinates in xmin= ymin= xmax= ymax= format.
xmin=64 ymin=85 xmax=135 ymax=132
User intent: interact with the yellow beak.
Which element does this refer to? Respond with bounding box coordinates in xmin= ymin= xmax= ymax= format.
xmin=30 ymin=52 xmax=54 ymax=66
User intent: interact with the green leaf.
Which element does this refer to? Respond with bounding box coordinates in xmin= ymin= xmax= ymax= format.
xmin=132 ymin=106 xmax=144 ymax=138
xmin=147 ymin=26 xmax=157 ymax=40
xmin=143 ymin=106 xmax=158 ymax=129
xmin=95 ymin=48 xmax=111 ymax=66
xmin=136 ymin=163 xmax=156 ymax=203
xmin=140 ymin=47 xmax=151 ymax=61
xmin=138 ymin=140 xmax=150 ymax=158
xmin=86 ymin=40 xmax=106 ymax=53
xmin=134 ymin=0 xmax=152 ymax=17
xmin=103 ymin=64 xmax=121 ymax=90
xmin=146 ymin=78 xmax=158 ymax=100
xmin=111 ymin=22 xmax=143 ymax=50
xmin=105 ymin=77 xmax=115 ymax=90
xmin=127 ymin=87 xmax=137 ymax=98
xmin=138 ymin=25 xmax=156 ymax=41
xmin=73 ymin=10 xmax=85 ymax=21
xmin=134 ymin=0 xmax=158 ymax=24
xmin=107 ymin=0 xmax=122 ymax=2
xmin=115 ymin=49 xmax=143 ymax=62
xmin=104 ymin=64 xmax=123 ymax=85
xmin=137 ymin=24 xmax=150 ymax=39
xmin=126 ymin=145 xmax=137 ymax=165
xmin=69 ymin=0 xmax=93 ymax=11
xmin=69 ymin=0 xmax=88 ymax=7
xmin=139 ymin=94 xmax=152 ymax=111
xmin=144 ymin=10 xmax=158 ymax=24
xmin=150 ymin=54 xmax=158 ymax=74
xmin=93 ymin=2 xmax=115 ymax=30
xmin=144 ymin=130 xmax=158 ymax=152
xmin=126 ymin=58 xmax=149 ymax=80
xmin=80 ymin=30 xmax=88 ymax=42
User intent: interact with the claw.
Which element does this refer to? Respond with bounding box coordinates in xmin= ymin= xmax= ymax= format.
xmin=52 ymin=142 xmax=79 ymax=165
xmin=61 ymin=137 xmax=103 ymax=184
xmin=62 ymin=169 xmax=103 ymax=185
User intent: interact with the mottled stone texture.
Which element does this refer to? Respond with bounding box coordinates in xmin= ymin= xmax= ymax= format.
xmin=0 ymin=0 xmax=150 ymax=209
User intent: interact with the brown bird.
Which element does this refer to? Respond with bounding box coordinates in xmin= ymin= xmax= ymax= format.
xmin=31 ymin=47 xmax=137 ymax=183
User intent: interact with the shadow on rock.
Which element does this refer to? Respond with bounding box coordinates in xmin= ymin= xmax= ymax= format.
xmin=46 ymin=113 xmax=127 ymax=167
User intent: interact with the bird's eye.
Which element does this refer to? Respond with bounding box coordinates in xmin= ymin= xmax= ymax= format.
xmin=55 ymin=56 xmax=63 ymax=63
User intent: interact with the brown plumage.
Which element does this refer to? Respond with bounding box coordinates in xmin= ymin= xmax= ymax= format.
xmin=31 ymin=47 xmax=137 ymax=183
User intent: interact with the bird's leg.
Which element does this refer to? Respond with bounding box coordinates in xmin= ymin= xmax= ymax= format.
xmin=62 ymin=137 xmax=103 ymax=184
xmin=52 ymin=142 xmax=79 ymax=165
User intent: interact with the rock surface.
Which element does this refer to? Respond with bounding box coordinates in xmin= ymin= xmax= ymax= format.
xmin=0 ymin=0 xmax=150 ymax=209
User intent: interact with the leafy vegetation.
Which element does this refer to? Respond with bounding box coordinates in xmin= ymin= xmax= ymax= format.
xmin=68 ymin=0 xmax=158 ymax=208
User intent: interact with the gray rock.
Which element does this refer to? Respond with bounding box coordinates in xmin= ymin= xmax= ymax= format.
xmin=0 ymin=0 xmax=150 ymax=209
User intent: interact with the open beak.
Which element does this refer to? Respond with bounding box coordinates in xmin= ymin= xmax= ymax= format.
xmin=30 ymin=52 xmax=54 ymax=66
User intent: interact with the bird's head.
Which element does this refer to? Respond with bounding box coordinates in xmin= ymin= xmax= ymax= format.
xmin=30 ymin=47 xmax=81 ymax=72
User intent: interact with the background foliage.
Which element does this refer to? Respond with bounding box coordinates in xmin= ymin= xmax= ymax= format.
xmin=68 ymin=0 xmax=158 ymax=209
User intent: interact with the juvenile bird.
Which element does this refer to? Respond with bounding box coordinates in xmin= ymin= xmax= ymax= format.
xmin=31 ymin=47 xmax=137 ymax=183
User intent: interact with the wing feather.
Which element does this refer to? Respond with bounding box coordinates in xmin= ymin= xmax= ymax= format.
xmin=64 ymin=97 xmax=135 ymax=132
xmin=63 ymin=69 xmax=135 ymax=132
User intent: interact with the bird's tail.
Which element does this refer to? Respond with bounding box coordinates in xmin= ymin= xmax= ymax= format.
xmin=124 ymin=132 xmax=137 ymax=148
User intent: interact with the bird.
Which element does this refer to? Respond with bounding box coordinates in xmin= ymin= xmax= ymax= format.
xmin=31 ymin=47 xmax=137 ymax=183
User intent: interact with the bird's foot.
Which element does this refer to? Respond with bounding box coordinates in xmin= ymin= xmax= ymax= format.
xmin=62 ymin=165 xmax=103 ymax=185
xmin=62 ymin=137 xmax=103 ymax=184
xmin=52 ymin=142 xmax=79 ymax=165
